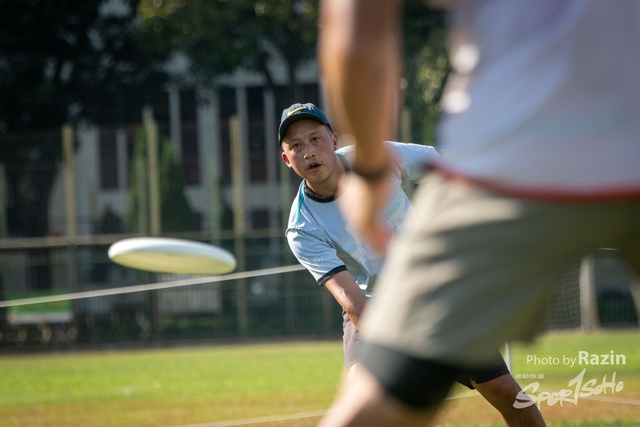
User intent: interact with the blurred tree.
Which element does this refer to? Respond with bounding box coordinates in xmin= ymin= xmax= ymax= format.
xmin=136 ymin=0 xmax=449 ymax=141
xmin=137 ymin=0 xmax=319 ymax=104
xmin=0 ymin=0 xmax=168 ymax=133
xmin=0 ymin=0 xmax=168 ymax=294
xmin=402 ymin=2 xmax=450 ymax=145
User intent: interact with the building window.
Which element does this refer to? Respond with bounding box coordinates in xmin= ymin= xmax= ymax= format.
xmin=125 ymin=124 xmax=140 ymax=185
xmin=302 ymin=83 xmax=321 ymax=106
xmin=251 ymin=209 xmax=270 ymax=230
xmin=99 ymin=126 xmax=118 ymax=190
xmin=181 ymin=89 xmax=200 ymax=185
xmin=218 ymin=87 xmax=236 ymax=184
xmin=247 ymin=87 xmax=266 ymax=183
xmin=154 ymin=92 xmax=171 ymax=139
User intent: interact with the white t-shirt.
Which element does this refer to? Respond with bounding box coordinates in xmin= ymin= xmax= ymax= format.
xmin=286 ymin=142 xmax=439 ymax=290
xmin=435 ymin=0 xmax=640 ymax=200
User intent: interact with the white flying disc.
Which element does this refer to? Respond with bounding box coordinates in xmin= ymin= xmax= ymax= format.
xmin=108 ymin=237 xmax=236 ymax=275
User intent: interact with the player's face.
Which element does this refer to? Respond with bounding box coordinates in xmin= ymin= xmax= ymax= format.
xmin=281 ymin=120 xmax=340 ymax=188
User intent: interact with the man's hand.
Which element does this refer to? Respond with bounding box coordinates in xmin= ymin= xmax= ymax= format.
xmin=338 ymin=167 xmax=394 ymax=254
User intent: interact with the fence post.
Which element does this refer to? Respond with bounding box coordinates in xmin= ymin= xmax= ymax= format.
xmin=0 ymin=164 xmax=7 ymax=239
xmin=62 ymin=124 xmax=77 ymax=241
xmin=280 ymin=160 xmax=291 ymax=232
xmin=135 ymin=157 xmax=148 ymax=234
xmin=0 ymin=163 xmax=7 ymax=330
xmin=629 ymin=277 xmax=640 ymax=329
xmin=278 ymin=159 xmax=297 ymax=333
xmin=143 ymin=108 xmax=161 ymax=340
xmin=62 ymin=124 xmax=79 ymax=341
xmin=230 ymin=115 xmax=248 ymax=337
xmin=144 ymin=107 xmax=161 ymax=237
xmin=579 ymin=254 xmax=599 ymax=332
xmin=209 ymin=155 xmax=221 ymax=243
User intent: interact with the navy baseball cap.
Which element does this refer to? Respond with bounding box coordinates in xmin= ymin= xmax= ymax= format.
xmin=278 ymin=103 xmax=332 ymax=145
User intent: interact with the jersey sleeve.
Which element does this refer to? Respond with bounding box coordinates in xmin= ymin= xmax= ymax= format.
xmin=286 ymin=228 xmax=347 ymax=286
xmin=385 ymin=141 xmax=440 ymax=183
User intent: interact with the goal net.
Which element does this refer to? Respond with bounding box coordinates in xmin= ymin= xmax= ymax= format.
xmin=542 ymin=249 xmax=639 ymax=331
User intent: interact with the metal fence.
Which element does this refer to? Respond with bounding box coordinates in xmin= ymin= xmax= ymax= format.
xmin=0 ymin=125 xmax=638 ymax=352
xmin=0 ymin=119 xmax=345 ymax=351
xmin=0 ymin=236 xmax=344 ymax=350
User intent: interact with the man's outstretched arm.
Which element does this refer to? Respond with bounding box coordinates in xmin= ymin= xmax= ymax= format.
xmin=319 ymin=0 xmax=402 ymax=172
xmin=323 ymin=270 xmax=368 ymax=328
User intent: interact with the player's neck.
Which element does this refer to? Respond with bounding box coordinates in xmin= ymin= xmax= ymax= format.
xmin=305 ymin=153 xmax=345 ymax=198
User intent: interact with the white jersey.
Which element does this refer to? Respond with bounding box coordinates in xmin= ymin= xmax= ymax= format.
xmin=286 ymin=142 xmax=439 ymax=291
xmin=435 ymin=0 xmax=640 ymax=199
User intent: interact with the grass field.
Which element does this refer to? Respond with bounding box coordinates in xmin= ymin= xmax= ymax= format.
xmin=1 ymin=330 xmax=639 ymax=427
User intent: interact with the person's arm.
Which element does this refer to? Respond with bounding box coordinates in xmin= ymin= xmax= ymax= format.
xmin=286 ymin=228 xmax=368 ymax=325
xmin=323 ymin=270 xmax=368 ymax=328
xmin=319 ymin=0 xmax=404 ymax=253
xmin=385 ymin=141 xmax=440 ymax=183
xmin=319 ymin=0 xmax=401 ymax=175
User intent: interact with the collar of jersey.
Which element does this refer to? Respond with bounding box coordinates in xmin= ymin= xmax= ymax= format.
xmin=303 ymin=181 xmax=335 ymax=203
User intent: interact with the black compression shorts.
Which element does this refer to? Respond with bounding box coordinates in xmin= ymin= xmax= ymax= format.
xmin=359 ymin=341 xmax=510 ymax=409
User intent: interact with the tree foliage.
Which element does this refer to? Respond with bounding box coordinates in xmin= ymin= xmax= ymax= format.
xmin=136 ymin=0 xmax=449 ymax=142
xmin=137 ymin=0 xmax=319 ymax=101
xmin=0 ymin=0 xmax=169 ymax=237
xmin=0 ymin=0 xmax=168 ymax=132
xmin=402 ymin=2 xmax=450 ymax=144
xmin=0 ymin=0 xmax=449 ymax=237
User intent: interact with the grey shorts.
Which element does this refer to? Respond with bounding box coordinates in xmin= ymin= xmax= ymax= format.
xmin=361 ymin=173 xmax=640 ymax=367
xmin=342 ymin=310 xmax=362 ymax=371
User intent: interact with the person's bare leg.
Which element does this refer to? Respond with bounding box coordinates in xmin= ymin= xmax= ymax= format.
xmin=318 ymin=365 xmax=440 ymax=427
xmin=473 ymin=374 xmax=546 ymax=427
xmin=347 ymin=361 xmax=363 ymax=384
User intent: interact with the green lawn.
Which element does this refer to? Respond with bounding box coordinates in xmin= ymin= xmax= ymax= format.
xmin=1 ymin=331 xmax=639 ymax=427
xmin=0 ymin=341 xmax=344 ymax=427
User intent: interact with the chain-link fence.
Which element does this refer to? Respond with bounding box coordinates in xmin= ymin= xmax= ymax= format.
xmin=0 ymin=120 xmax=346 ymax=351
xmin=0 ymin=237 xmax=343 ymax=350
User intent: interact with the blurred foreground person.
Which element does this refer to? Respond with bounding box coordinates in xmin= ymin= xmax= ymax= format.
xmin=317 ymin=1 xmax=640 ymax=426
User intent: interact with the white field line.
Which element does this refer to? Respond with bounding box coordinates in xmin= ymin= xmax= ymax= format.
xmin=167 ymin=410 xmax=328 ymax=427
xmin=582 ymin=394 xmax=640 ymax=406
xmin=166 ymin=392 xmax=480 ymax=427
xmin=168 ymin=389 xmax=640 ymax=427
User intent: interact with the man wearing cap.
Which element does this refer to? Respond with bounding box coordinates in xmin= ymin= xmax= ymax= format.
xmin=278 ymin=103 xmax=545 ymax=426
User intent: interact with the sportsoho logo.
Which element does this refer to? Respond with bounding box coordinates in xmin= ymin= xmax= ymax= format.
xmin=513 ymin=350 xmax=626 ymax=408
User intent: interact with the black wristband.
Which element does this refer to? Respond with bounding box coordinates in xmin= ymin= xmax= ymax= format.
xmin=351 ymin=161 xmax=390 ymax=183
